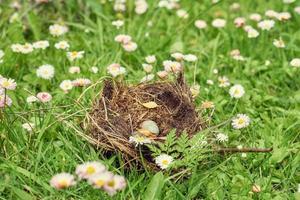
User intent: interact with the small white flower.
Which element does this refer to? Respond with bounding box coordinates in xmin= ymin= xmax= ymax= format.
xmin=75 ymin=161 xmax=106 ymax=180
xmin=213 ymin=69 xmax=218 ymax=74
xmin=49 ymin=24 xmax=68 ymax=37
xmin=257 ymin=20 xmax=275 ymax=31
xmin=234 ymin=17 xmax=246 ymax=27
xmin=265 ymin=10 xmax=278 ymax=18
xmin=163 ymin=60 xmax=182 ymax=73
xmin=229 ymin=84 xmax=245 ymax=98
xmin=103 ymin=174 xmax=127 ymax=196
xmin=107 ymin=63 xmax=126 ymax=77
xmin=247 ymin=28 xmax=259 ymax=38
xmin=135 ymin=0 xmax=148 ymax=15
xmin=114 ymin=34 xmax=132 ymax=44
xmin=194 ymin=20 xmax=207 ymax=29
xmin=112 ymin=20 xmax=124 ymax=29
xmin=59 ymin=80 xmax=73 ymax=92
xmin=157 ymin=71 xmax=168 ymax=79
xmin=37 ymin=92 xmax=52 ymax=103
xmin=190 ymin=84 xmax=200 ymax=98
xmin=142 ymin=63 xmax=153 ymax=73
xmin=33 ymin=40 xmax=49 ymax=49
xmin=232 ymin=114 xmax=250 ymax=129
xmin=176 ymin=9 xmax=189 ymax=19
xmin=122 ymin=41 xmax=138 ymax=52
xmin=276 ymin=12 xmax=291 ymax=21
xmin=67 ymin=51 xmax=84 ymax=61
xmin=129 ymin=134 xmax=152 ymax=146
xmin=72 ymin=78 xmax=91 ymax=87
xmin=36 ymin=64 xmax=55 ymax=80
xmin=155 ymin=154 xmax=173 ymax=169
xmin=171 ymin=52 xmax=184 ymax=61
xmin=295 ymin=7 xmax=300 ymax=15
xmin=145 ymin=55 xmax=156 ymax=64
xmin=140 ymin=74 xmax=154 ymax=83
xmin=54 ymin=41 xmax=70 ymax=50
xmin=183 ymin=54 xmax=197 ymax=62
xmin=22 ymin=123 xmax=35 ymax=132
xmin=218 ymin=76 xmax=230 ymax=87
xmin=0 ymin=78 xmax=17 ymax=90
xmin=215 ymin=133 xmax=228 ymax=142
xmin=212 ymin=18 xmax=226 ymax=28
xmin=249 ymin=13 xmax=262 ymax=22
xmin=88 ymin=171 xmax=114 ymax=189
xmin=20 ymin=43 xmax=34 ymax=54
xmin=26 ymin=95 xmax=38 ymax=103
xmin=69 ymin=66 xmax=80 ymax=74
xmin=273 ymin=38 xmax=285 ymax=48
xmin=50 ymin=173 xmax=76 ymax=190
xmin=290 ymin=58 xmax=300 ymax=68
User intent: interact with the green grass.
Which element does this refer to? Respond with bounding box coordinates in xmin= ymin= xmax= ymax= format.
xmin=1 ymin=0 xmax=300 ymax=199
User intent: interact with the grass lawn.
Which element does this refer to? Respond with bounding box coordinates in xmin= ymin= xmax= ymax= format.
xmin=0 ymin=0 xmax=300 ymax=199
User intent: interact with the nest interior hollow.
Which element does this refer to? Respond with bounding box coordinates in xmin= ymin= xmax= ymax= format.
xmin=89 ymin=73 xmax=206 ymax=164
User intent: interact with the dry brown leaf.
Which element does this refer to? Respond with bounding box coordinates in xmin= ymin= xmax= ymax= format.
xmin=142 ymin=101 xmax=158 ymax=109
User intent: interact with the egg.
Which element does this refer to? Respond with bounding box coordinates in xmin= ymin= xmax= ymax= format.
xmin=140 ymin=120 xmax=159 ymax=135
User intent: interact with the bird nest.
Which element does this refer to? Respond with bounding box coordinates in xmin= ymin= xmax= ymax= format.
xmin=87 ymin=73 xmax=206 ymax=167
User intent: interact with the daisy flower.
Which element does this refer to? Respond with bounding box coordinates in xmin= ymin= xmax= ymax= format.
xmin=140 ymin=74 xmax=154 ymax=83
xmin=232 ymin=114 xmax=250 ymax=129
xmin=216 ymin=133 xmax=228 ymax=142
xmin=36 ymin=92 xmax=52 ymax=103
xmin=72 ymin=78 xmax=91 ymax=87
xmin=11 ymin=44 xmax=23 ymax=53
xmin=112 ymin=20 xmax=124 ymax=29
xmin=103 ymin=175 xmax=127 ymax=196
xmin=265 ymin=10 xmax=278 ymax=18
xmin=218 ymin=76 xmax=230 ymax=87
xmin=276 ymin=12 xmax=291 ymax=21
xmin=142 ymin=63 xmax=153 ymax=73
xmin=273 ymin=38 xmax=285 ymax=48
xmin=49 ymin=24 xmax=68 ymax=37
xmin=122 ymin=41 xmax=138 ymax=52
xmin=75 ymin=161 xmax=106 ymax=180
xmin=26 ymin=95 xmax=38 ymax=103
xmin=135 ymin=0 xmax=148 ymax=15
xmin=295 ymin=7 xmax=300 ymax=15
xmin=212 ymin=18 xmax=226 ymax=28
xmin=171 ymin=52 xmax=184 ymax=61
xmin=194 ymin=20 xmax=207 ymax=29
xmin=50 ymin=173 xmax=76 ymax=189
xmin=20 ymin=43 xmax=34 ymax=54
xmin=201 ymin=101 xmax=214 ymax=109
xmin=157 ymin=71 xmax=168 ymax=79
xmin=88 ymin=171 xmax=114 ymax=189
xmin=249 ymin=13 xmax=262 ymax=22
xmin=176 ymin=9 xmax=189 ymax=19
xmin=69 ymin=66 xmax=80 ymax=74
xmin=184 ymin=54 xmax=197 ymax=62
xmin=247 ymin=28 xmax=259 ymax=38
xmin=67 ymin=51 xmax=84 ymax=61
xmin=163 ymin=60 xmax=182 ymax=73
xmin=155 ymin=154 xmax=173 ymax=169
xmin=107 ymin=63 xmax=126 ymax=77
xmin=257 ymin=20 xmax=275 ymax=31
xmin=0 ymin=78 xmax=17 ymax=90
xmin=36 ymin=64 xmax=55 ymax=80
xmin=290 ymin=58 xmax=300 ymax=68
xmin=234 ymin=17 xmax=246 ymax=28
xmin=129 ymin=134 xmax=152 ymax=146
xmin=190 ymin=84 xmax=200 ymax=98
xmin=59 ymin=80 xmax=73 ymax=92
xmin=229 ymin=84 xmax=245 ymax=98
xmin=33 ymin=40 xmax=49 ymax=49
xmin=54 ymin=41 xmax=70 ymax=50
xmin=145 ymin=55 xmax=156 ymax=64
xmin=114 ymin=34 xmax=132 ymax=44
xmin=207 ymin=79 xmax=214 ymax=85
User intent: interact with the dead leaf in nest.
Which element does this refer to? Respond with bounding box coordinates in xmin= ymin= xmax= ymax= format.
xmin=142 ymin=101 xmax=158 ymax=109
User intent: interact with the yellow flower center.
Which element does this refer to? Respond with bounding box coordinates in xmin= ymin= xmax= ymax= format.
xmin=86 ymin=166 xmax=96 ymax=175
xmin=95 ymin=180 xmax=105 ymax=187
xmin=162 ymin=160 xmax=169 ymax=165
xmin=238 ymin=118 xmax=245 ymax=125
xmin=107 ymin=180 xmax=115 ymax=187
xmin=58 ymin=179 xmax=68 ymax=189
xmin=71 ymin=52 xmax=78 ymax=57
xmin=2 ymin=81 xmax=10 ymax=87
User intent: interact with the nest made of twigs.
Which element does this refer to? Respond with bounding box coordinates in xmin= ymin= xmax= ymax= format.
xmin=87 ymin=73 xmax=206 ymax=166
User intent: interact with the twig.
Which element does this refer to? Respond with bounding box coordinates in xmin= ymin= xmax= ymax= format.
xmin=215 ymin=147 xmax=273 ymax=154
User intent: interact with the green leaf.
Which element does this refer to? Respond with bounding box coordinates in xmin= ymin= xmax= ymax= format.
xmin=12 ymin=187 xmax=35 ymax=200
xmin=270 ymin=148 xmax=289 ymax=163
xmin=144 ymin=172 xmax=165 ymax=200
xmin=27 ymin=11 xmax=41 ymax=40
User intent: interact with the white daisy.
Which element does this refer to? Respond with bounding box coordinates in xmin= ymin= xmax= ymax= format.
xmin=155 ymin=154 xmax=173 ymax=169
xmin=36 ymin=64 xmax=55 ymax=80
xmin=50 ymin=173 xmax=76 ymax=189
xmin=232 ymin=114 xmax=250 ymax=129
xmin=75 ymin=161 xmax=106 ymax=180
xmin=229 ymin=84 xmax=245 ymax=98
xmin=129 ymin=134 xmax=152 ymax=146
